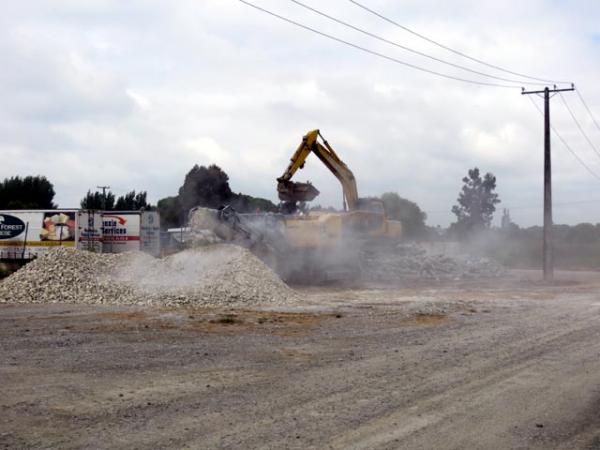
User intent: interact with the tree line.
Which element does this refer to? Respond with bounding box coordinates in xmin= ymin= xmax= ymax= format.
xmin=1 ymin=166 xmax=595 ymax=250
xmin=0 ymin=166 xmax=505 ymax=238
xmin=80 ymin=190 xmax=150 ymax=211
xmin=0 ymin=176 xmax=152 ymax=212
xmin=3 ymin=165 xmax=598 ymax=268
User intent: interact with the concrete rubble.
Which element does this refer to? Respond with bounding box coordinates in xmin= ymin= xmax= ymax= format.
xmin=0 ymin=241 xmax=507 ymax=308
xmin=0 ymin=245 xmax=298 ymax=307
xmin=360 ymin=244 xmax=506 ymax=282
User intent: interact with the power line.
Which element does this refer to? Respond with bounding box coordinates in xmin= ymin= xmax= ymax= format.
xmin=237 ymin=0 xmax=521 ymax=89
xmin=527 ymin=95 xmax=600 ymax=182
xmin=347 ymin=0 xmax=571 ymax=86
xmin=288 ymin=0 xmax=547 ymax=87
xmin=558 ymin=92 xmax=600 ymax=162
xmin=575 ymin=89 xmax=600 ymax=133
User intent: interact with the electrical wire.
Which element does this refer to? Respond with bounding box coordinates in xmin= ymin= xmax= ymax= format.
xmin=238 ymin=2 xmax=596 ymax=209
xmin=575 ymin=89 xmax=600 ymax=133
xmin=237 ymin=0 xmax=522 ymax=89
xmin=527 ymin=95 xmax=600 ymax=181
xmin=288 ymin=0 xmax=547 ymax=87
xmin=558 ymin=92 xmax=600 ymax=161
xmin=347 ymin=0 xmax=571 ymax=85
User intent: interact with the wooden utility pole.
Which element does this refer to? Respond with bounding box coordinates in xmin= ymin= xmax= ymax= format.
xmin=96 ymin=185 xmax=110 ymax=211
xmin=522 ymin=85 xmax=574 ymax=281
xmin=96 ymin=185 xmax=111 ymax=252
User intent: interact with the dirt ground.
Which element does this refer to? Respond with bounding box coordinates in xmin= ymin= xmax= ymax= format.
xmin=2 ymin=270 xmax=600 ymax=449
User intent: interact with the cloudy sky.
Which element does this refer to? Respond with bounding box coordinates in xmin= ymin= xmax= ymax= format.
xmin=2 ymin=0 xmax=599 ymax=226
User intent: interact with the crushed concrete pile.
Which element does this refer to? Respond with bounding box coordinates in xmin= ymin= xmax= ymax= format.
xmin=0 ymin=245 xmax=297 ymax=307
xmin=361 ymin=244 xmax=506 ymax=282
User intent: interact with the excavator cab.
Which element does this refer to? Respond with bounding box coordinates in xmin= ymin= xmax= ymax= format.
xmin=355 ymin=198 xmax=385 ymax=214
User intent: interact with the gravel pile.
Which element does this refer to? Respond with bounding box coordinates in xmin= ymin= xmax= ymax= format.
xmin=361 ymin=244 xmax=506 ymax=282
xmin=0 ymin=245 xmax=297 ymax=307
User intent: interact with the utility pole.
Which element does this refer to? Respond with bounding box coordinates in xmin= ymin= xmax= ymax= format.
xmin=96 ymin=185 xmax=110 ymax=211
xmin=522 ymin=84 xmax=574 ymax=281
xmin=96 ymin=185 xmax=111 ymax=253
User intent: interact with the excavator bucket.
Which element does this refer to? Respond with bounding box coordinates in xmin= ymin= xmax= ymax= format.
xmin=277 ymin=180 xmax=320 ymax=203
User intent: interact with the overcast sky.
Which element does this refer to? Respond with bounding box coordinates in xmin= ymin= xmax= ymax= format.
xmin=2 ymin=0 xmax=600 ymax=226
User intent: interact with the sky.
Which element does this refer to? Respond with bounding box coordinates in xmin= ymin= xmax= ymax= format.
xmin=1 ymin=0 xmax=600 ymax=227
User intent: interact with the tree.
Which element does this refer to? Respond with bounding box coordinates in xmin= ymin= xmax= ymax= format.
xmin=178 ymin=164 xmax=233 ymax=213
xmin=80 ymin=190 xmax=115 ymax=210
xmin=380 ymin=192 xmax=427 ymax=239
xmin=157 ymin=196 xmax=184 ymax=229
xmin=451 ymin=168 xmax=500 ymax=236
xmin=114 ymin=191 xmax=150 ymax=210
xmin=565 ymin=223 xmax=597 ymax=245
xmin=229 ymin=193 xmax=278 ymax=213
xmin=0 ymin=175 xmax=57 ymax=209
xmin=157 ymin=164 xmax=280 ymax=229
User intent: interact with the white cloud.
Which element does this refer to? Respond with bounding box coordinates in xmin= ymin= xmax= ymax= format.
xmin=0 ymin=0 xmax=599 ymax=226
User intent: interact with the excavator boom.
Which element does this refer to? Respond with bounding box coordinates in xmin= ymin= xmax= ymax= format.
xmin=277 ymin=129 xmax=359 ymax=210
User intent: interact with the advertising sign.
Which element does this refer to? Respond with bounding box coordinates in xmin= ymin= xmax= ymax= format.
xmin=0 ymin=209 xmax=162 ymax=259
xmin=101 ymin=212 xmax=141 ymax=253
xmin=0 ymin=210 xmax=77 ymax=259
xmin=140 ymin=211 xmax=161 ymax=257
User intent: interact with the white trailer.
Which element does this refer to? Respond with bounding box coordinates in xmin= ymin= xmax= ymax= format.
xmin=101 ymin=211 xmax=160 ymax=257
xmin=0 ymin=209 xmax=160 ymax=260
xmin=0 ymin=210 xmax=103 ymax=259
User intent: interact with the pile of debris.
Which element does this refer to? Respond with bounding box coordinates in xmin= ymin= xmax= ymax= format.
xmin=360 ymin=244 xmax=505 ymax=282
xmin=0 ymin=245 xmax=297 ymax=307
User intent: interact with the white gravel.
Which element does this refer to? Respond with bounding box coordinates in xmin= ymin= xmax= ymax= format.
xmin=0 ymin=244 xmax=298 ymax=307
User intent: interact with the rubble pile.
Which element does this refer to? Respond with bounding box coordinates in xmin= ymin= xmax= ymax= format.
xmin=115 ymin=245 xmax=298 ymax=306
xmin=0 ymin=245 xmax=297 ymax=307
xmin=361 ymin=244 xmax=506 ymax=282
xmin=0 ymin=249 xmax=135 ymax=305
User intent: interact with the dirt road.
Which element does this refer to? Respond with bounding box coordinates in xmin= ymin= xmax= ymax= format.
xmin=1 ymin=271 xmax=600 ymax=449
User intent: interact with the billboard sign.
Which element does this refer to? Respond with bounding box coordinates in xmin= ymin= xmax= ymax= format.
xmin=0 ymin=210 xmax=77 ymax=259
xmin=101 ymin=212 xmax=140 ymax=253
xmin=0 ymin=209 xmax=162 ymax=259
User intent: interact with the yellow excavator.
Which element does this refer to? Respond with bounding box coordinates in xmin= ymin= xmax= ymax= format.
xmin=278 ymin=129 xmax=365 ymax=211
xmin=275 ymin=129 xmax=401 ymax=251
xmin=189 ymin=129 xmax=401 ymax=282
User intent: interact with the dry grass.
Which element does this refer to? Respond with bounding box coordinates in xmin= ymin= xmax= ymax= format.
xmin=40 ymin=308 xmax=334 ymax=336
xmin=401 ymin=313 xmax=449 ymax=326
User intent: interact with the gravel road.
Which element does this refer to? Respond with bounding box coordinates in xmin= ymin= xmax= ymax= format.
xmin=1 ymin=271 xmax=600 ymax=449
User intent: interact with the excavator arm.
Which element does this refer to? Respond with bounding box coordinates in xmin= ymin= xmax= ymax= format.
xmin=277 ymin=129 xmax=359 ymax=211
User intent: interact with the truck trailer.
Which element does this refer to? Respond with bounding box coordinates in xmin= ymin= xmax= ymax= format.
xmin=0 ymin=209 xmax=160 ymax=260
